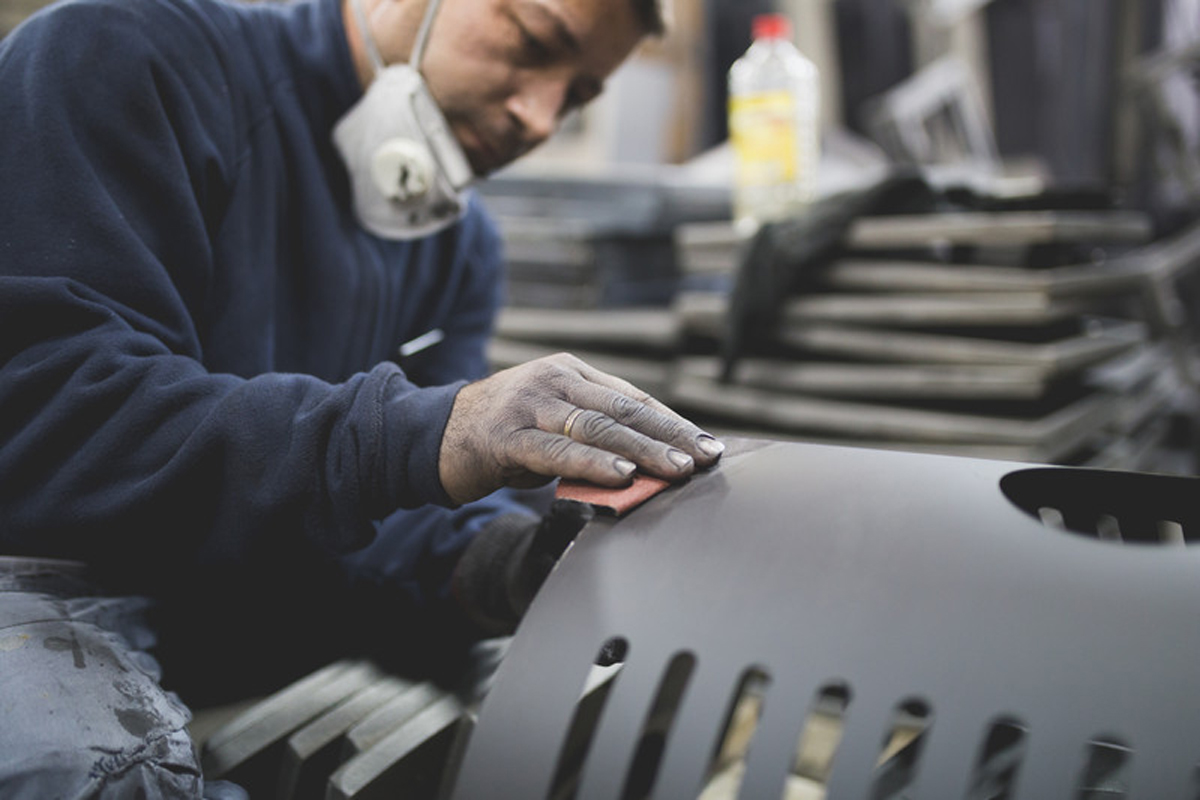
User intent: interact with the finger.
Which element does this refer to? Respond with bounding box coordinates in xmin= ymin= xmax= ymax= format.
xmin=506 ymin=428 xmax=639 ymax=487
xmin=558 ymin=407 xmax=695 ymax=480
xmin=534 ymin=395 xmax=665 ymax=457
xmin=562 ymin=381 xmax=724 ymax=467
xmin=565 ymin=359 xmax=725 ymax=464
xmin=571 ymin=360 xmax=690 ymax=423
xmin=534 ymin=354 xmax=706 ymax=449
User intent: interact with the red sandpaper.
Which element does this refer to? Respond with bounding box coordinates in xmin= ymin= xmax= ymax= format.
xmin=556 ymin=474 xmax=672 ymax=516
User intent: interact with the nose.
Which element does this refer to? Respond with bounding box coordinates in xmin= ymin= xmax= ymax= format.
xmin=506 ymin=77 xmax=567 ymax=148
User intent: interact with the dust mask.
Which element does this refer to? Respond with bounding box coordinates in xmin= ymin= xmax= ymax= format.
xmin=333 ymin=0 xmax=474 ymax=240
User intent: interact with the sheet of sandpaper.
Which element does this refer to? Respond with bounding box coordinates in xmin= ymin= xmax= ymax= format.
xmin=556 ymin=474 xmax=671 ymax=516
xmin=555 ymin=438 xmax=774 ymax=516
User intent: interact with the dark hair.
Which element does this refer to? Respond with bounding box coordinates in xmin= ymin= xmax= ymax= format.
xmin=630 ymin=0 xmax=667 ymax=36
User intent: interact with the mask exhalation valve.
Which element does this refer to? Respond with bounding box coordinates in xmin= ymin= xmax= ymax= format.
xmin=371 ymin=139 xmax=435 ymax=203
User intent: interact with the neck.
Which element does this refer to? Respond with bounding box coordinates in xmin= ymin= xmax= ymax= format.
xmin=341 ymin=0 xmax=430 ymax=91
xmin=341 ymin=0 xmax=376 ymax=89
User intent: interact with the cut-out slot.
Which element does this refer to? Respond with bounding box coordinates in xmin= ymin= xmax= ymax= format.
xmin=546 ymin=638 xmax=627 ymax=800
xmin=965 ymin=717 xmax=1027 ymax=800
xmin=1159 ymin=519 xmax=1186 ymax=546
xmin=1113 ymin=516 xmax=1160 ymax=544
xmin=1002 ymin=467 xmax=1200 ymax=546
xmin=791 ymin=682 xmax=852 ymax=785
xmin=1095 ymin=515 xmax=1122 ymax=543
xmin=1038 ymin=507 xmax=1066 ymax=529
xmin=1075 ymin=737 xmax=1131 ymax=799
xmin=697 ymin=668 xmax=772 ymax=799
xmin=871 ymin=698 xmax=933 ymax=800
xmin=620 ymin=651 xmax=696 ymax=800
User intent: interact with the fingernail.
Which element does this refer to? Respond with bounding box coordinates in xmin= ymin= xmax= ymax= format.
xmin=697 ymin=435 xmax=725 ymax=458
xmin=614 ymin=458 xmax=637 ymax=477
xmin=667 ymin=448 xmax=693 ymax=470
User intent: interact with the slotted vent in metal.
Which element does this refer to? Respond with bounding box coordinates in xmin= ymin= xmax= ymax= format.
xmin=1001 ymin=466 xmax=1199 ymax=546
xmin=448 ymin=440 xmax=1200 ymax=800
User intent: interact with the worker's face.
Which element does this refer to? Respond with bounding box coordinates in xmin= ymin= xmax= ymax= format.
xmin=403 ymin=0 xmax=646 ymax=175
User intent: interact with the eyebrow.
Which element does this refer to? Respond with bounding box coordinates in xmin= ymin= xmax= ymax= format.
xmin=512 ymin=0 xmax=607 ymax=106
xmin=517 ymin=0 xmax=581 ymax=55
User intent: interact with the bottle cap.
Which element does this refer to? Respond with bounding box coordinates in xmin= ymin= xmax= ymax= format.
xmin=752 ymin=14 xmax=792 ymax=41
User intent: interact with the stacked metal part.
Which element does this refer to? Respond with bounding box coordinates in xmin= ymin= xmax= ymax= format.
xmin=474 ymin=170 xmax=731 ymax=309
xmin=672 ymin=211 xmax=1200 ymax=468
xmin=491 ymin=201 xmax=1200 ymax=471
xmin=198 ymin=660 xmax=469 ymax=799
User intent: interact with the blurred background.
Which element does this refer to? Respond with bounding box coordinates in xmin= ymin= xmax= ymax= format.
xmin=472 ymin=0 xmax=1200 ymax=475
xmin=6 ymin=0 xmax=1200 ymax=472
xmin=493 ymin=0 xmax=1199 ymax=220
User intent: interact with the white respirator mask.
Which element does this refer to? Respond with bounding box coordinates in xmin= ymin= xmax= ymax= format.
xmin=333 ymin=0 xmax=475 ymax=240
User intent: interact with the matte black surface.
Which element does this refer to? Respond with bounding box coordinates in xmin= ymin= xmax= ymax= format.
xmin=449 ymin=439 xmax=1200 ymax=799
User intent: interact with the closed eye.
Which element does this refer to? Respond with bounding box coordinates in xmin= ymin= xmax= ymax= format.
xmin=515 ymin=20 xmax=555 ymax=65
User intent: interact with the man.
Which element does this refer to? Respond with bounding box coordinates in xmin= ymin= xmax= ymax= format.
xmin=0 ymin=0 xmax=723 ymax=794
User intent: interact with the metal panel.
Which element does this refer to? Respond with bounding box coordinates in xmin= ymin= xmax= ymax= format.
xmin=775 ymin=291 xmax=1090 ymax=327
xmin=847 ymin=210 xmax=1152 ymax=248
xmin=677 ymin=290 xmax=1146 ymax=368
xmin=817 ymin=257 xmax=1149 ymax=296
xmin=278 ymin=677 xmax=412 ymax=800
xmin=494 ymin=307 xmax=682 ymax=352
xmin=200 ymin=660 xmax=383 ymax=795
xmin=327 ymin=695 xmax=464 ymax=800
xmin=669 ymin=374 xmax=1118 ymax=447
xmin=449 ymin=440 xmax=1200 ymax=799
xmin=676 ymin=211 xmax=1153 ymax=276
xmin=678 ymin=356 xmax=1069 ymax=401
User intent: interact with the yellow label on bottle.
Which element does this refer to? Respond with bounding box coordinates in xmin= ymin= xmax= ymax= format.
xmin=729 ymin=91 xmax=798 ymax=186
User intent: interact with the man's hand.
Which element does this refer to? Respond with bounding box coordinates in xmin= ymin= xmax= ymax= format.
xmin=438 ymin=353 xmax=725 ymax=505
xmin=452 ymin=499 xmax=595 ymax=635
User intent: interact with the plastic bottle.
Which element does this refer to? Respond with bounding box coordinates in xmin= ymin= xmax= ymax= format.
xmin=728 ymin=13 xmax=820 ymax=233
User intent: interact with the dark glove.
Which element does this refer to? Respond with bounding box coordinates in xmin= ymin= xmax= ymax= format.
xmin=452 ymin=499 xmax=595 ymax=636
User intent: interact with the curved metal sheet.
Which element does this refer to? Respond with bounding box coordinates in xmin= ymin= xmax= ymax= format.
xmin=449 ymin=439 xmax=1200 ymax=800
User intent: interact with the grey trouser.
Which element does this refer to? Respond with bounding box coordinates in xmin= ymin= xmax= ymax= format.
xmin=0 ymin=557 xmax=245 ymax=799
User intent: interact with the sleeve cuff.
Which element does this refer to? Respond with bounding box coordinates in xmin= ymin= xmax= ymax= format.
xmin=376 ymin=372 xmax=466 ymax=512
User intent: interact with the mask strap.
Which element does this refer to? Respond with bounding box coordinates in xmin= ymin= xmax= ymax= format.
xmin=409 ymin=0 xmax=444 ymax=70
xmin=349 ymin=0 xmax=385 ymax=74
xmin=349 ymin=0 xmax=444 ymax=77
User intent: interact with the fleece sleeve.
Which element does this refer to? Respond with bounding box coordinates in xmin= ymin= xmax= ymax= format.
xmin=396 ymin=193 xmax=507 ymax=388
xmin=0 ymin=4 xmax=456 ymax=581
xmin=341 ymin=198 xmax=548 ymax=644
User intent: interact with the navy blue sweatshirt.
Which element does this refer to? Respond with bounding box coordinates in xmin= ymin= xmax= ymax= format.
xmin=0 ymin=0 xmax=533 ymax=618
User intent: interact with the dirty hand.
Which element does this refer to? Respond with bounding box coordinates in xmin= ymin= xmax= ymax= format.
xmin=453 ymin=499 xmax=594 ymax=634
xmin=438 ymin=353 xmax=725 ymax=505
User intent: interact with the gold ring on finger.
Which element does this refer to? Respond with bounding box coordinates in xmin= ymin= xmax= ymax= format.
xmin=562 ymin=407 xmax=586 ymax=439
